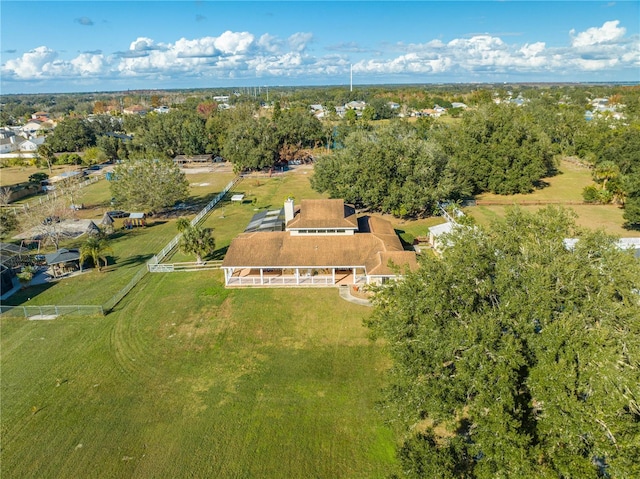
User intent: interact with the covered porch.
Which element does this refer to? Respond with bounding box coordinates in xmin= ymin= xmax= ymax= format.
xmin=223 ymin=266 xmax=367 ymax=287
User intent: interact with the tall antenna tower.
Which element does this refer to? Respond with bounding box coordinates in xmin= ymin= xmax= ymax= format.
xmin=350 ymin=64 xmax=353 ymax=92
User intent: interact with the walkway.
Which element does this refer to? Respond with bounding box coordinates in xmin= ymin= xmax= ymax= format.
xmin=338 ymin=285 xmax=372 ymax=307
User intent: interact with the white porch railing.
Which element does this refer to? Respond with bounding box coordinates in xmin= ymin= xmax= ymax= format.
xmin=227 ymin=275 xmax=338 ymax=286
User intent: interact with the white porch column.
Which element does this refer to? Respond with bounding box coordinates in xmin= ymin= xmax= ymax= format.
xmin=332 ymin=268 xmax=336 ymax=284
xmin=352 ymin=267 xmax=356 ymax=283
xmin=295 ymin=268 xmax=300 ymax=284
xmin=260 ymin=268 xmax=264 ymax=285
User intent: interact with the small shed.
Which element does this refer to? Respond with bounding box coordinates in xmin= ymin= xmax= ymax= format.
xmin=125 ymin=212 xmax=147 ymax=229
xmin=428 ymin=222 xmax=455 ymax=251
xmin=231 ymin=194 xmax=245 ymax=202
xmin=45 ymin=248 xmax=81 ymax=277
xmin=101 ymin=212 xmax=115 ymax=233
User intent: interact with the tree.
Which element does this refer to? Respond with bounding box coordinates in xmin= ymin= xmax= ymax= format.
xmin=223 ymin=117 xmax=279 ymax=172
xmin=436 ymin=103 xmax=556 ymax=195
xmin=37 ymin=143 xmax=55 ymax=174
xmin=82 ymin=146 xmax=107 ymax=165
xmin=367 ymin=207 xmax=640 ymax=478
xmin=20 ymin=194 xmax=69 ymax=250
xmin=45 ymin=117 xmax=95 ymax=152
xmin=79 ymin=235 xmax=112 ymax=271
xmin=312 ymin=122 xmax=469 ymax=217
xmin=110 ymin=158 xmax=189 ymax=213
xmin=178 ymin=223 xmax=215 ymax=263
xmin=622 ymin=173 xmax=640 ymax=228
xmin=593 ymin=160 xmax=620 ymax=191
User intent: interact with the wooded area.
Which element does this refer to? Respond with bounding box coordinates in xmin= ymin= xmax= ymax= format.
xmin=368 ymin=207 xmax=640 ymax=478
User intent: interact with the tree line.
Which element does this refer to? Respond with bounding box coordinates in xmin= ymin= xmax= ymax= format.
xmin=15 ymin=84 xmax=640 ymax=226
xmin=312 ymin=95 xmax=640 ymax=227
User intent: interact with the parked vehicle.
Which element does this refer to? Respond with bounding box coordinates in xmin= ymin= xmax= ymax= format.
xmin=106 ymin=210 xmax=128 ymax=218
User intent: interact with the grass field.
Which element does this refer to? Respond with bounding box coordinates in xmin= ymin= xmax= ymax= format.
xmin=467 ymin=159 xmax=640 ymax=237
xmin=2 ymin=167 xmax=398 ymax=478
xmin=1 ymin=274 xmax=396 ymax=478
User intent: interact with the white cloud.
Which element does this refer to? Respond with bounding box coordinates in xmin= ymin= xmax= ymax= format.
xmin=288 ymin=32 xmax=312 ymax=52
xmin=71 ymin=53 xmax=107 ymax=75
xmin=129 ymin=37 xmax=158 ymax=52
xmin=571 ymin=20 xmax=625 ymax=47
xmin=257 ymin=33 xmax=282 ymax=53
xmin=520 ymin=42 xmax=546 ymax=58
xmin=2 ymin=46 xmax=58 ymax=78
xmin=1 ymin=20 xmax=637 ymax=89
xmin=213 ymin=31 xmax=254 ymax=54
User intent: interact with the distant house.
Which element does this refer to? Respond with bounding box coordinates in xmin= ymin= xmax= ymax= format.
xmin=18 ymin=137 xmax=45 ymax=152
xmin=21 ymin=119 xmax=44 ymax=136
xmin=345 ymin=100 xmax=366 ymax=111
xmin=451 ymin=102 xmax=468 ymax=109
xmin=31 ymin=111 xmax=50 ymax=122
xmin=154 ymin=106 xmax=170 ymax=114
xmin=105 ymin=132 xmax=133 ymax=142
xmin=221 ymin=198 xmax=418 ymax=287
xmin=123 ymin=105 xmax=147 ymax=115
xmin=0 ymin=134 xmax=19 ymax=154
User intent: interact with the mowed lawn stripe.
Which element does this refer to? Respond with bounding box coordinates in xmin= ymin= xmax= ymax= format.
xmin=2 ymin=269 xmax=396 ymax=478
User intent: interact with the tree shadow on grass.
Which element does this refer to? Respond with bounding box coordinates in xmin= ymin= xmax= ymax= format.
xmin=111 ymin=253 xmax=155 ymax=268
xmin=208 ymin=246 xmax=229 ymax=261
xmin=4 ymin=281 xmax=56 ymax=306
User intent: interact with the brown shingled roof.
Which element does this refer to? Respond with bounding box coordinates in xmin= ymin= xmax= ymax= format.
xmin=366 ymin=251 xmax=419 ymax=276
xmin=286 ymin=199 xmax=357 ymax=230
xmin=223 ymin=231 xmax=403 ymax=269
xmin=223 ymin=199 xmax=419 ymax=278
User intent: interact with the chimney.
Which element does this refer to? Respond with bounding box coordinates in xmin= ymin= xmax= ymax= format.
xmin=284 ymin=197 xmax=295 ymax=225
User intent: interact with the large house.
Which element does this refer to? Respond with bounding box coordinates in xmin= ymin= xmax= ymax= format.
xmin=221 ymin=198 xmax=418 ymax=287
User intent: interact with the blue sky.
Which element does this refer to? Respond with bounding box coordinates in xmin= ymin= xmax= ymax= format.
xmin=1 ymin=1 xmax=639 ymax=94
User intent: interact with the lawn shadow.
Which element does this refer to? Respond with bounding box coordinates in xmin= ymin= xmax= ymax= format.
xmin=533 ymin=179 xmax=551 ymax=190
xmin=113 ymin=253 xmax=155 ymax=268
xmin=3 ymin=281 xmax=56 ymax=306
xmin=209 ymin=245 xmax=229 ymax=261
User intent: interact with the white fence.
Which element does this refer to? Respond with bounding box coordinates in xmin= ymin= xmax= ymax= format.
xmin=6 ymin=175 xmax=103 ymax=215
xmin=148 ymin=261 xmax=222 ymax=273
xmin=147 ymin=176 xmax=241 ymax=269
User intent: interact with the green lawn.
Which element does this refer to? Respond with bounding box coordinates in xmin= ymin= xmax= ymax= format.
xmin=467 ymin=159 xmax=640 ymax=237
xmin=1 ymin=273 xmax=396 ymax=478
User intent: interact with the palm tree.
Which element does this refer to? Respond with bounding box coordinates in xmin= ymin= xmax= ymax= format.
xmin=80 ymin=236 xmax=112 ymax=271
xmin=180 ymin=225 xmax=215 ymax=263
xmin=593 ymin=161 xmax=620 ymax=191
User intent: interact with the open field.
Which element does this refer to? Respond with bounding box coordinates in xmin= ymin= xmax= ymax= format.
xmin=467 ymin=159 xmax=640 ymax=237
xmin=0 ymin=165 xmax=82 ymax=187
xmin=1 ymin=274 xmax=395 ymax=478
